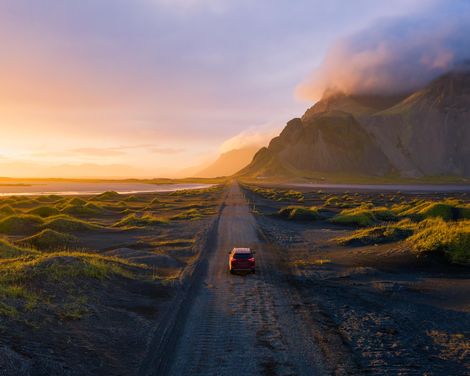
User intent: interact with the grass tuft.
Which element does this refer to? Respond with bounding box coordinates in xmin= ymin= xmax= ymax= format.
xmin=330 ymin=205 xmax=397 ymax=227
xmin=114 ymin=213 xmax=169 ymax=227
xmin=278 ymin=206 xmax=320 ymax=220
xmin=408 ymin=218 xmax=470 ymax=265
xmin=336 ymin=220 xmax=415 ymax=246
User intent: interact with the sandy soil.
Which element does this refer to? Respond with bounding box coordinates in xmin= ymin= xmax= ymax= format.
xmin=0 ymin=187 xmax=224 ymax=375
xmin=245 ymin=185 xmax=470 ymax=375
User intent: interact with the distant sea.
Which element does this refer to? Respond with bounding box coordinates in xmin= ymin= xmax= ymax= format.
xmin=0 ymin=182 xmax=213 ymax=196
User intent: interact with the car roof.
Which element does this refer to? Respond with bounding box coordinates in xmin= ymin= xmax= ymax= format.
xmin=232 ymin=247 xmax=251 ymax=253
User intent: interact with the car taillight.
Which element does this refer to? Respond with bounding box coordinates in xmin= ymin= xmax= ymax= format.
xmin=248 ymin=258 xmax=255 ymax=262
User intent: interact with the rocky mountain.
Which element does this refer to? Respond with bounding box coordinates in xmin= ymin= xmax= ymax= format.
xmin=239 ymin=71 xmax=470 ymax=179
xmin=196 ymin=146 xmax=259 ymax=177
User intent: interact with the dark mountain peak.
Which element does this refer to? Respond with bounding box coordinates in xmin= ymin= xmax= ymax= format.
xmin=302 ymin=89 xmax=408 ymax=122
xmin=421 ymin=70 xmax=470 ymax=107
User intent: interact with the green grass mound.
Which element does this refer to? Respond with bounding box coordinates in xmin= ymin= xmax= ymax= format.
xmin=114 ymin=213 xmax=168 ymax=227
xmin=0 ymin=205 xmax=16 ymax=216
xmin=0 ymin=252 xmax=149 ymax=318
xmin=393 ymin=201 xmax=470 ymax=221
xmin=67 ymin=197 xmax=87 ymax=206
xmin=0 ymin=239 xmax=34 ymax=258
xmin=278 ymin=206 xmax=320 ymax=220
xmin=27 ymin=206 xmax=61 ymax=218
xmin=18 ymin=229 xmax=79 ymax=251
xmin=171 ymin=209 xmax=205 ymax=221
xmin=408 ymin=218 xmax=470 ymax=265
xmin=0 ymin=214 xmax=44 ymax=235
xmin=61 ymin=203 xmax=102 ymax=216
xmin=283 ymin=190 xmax=304 ymax=202
xmin=95 ymin=191 xmax=121 ymax=201
xmin=123 ymin=195 xmax=147 ymax=202
xmin=36 ymin=194 xmax=63 ymax=203
xmin=337 ymin=221 xmax=414 ymax=246
xmin=1 ymin=252 xmax=149 ymax=286
xmin=11 ymin=198 xmax=40 ymax=208
xmin=324 ymin=196 xmax=340 ymax=206
xmin=330 ymin=205 xmax=397 ymax=227
xmin=42 ymin=215 xmax=100 ymax=232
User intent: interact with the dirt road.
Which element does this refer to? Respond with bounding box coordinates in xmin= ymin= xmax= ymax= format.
xmin=151 ymin=183 xmax=335 ymax=376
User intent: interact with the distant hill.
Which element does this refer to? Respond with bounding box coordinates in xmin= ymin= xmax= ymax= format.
xmin=196 ymin=146 xmax=259 ymax=177
xmin=239 ymin=71 xmax=470 ymax=180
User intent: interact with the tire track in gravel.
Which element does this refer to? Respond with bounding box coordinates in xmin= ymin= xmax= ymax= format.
xmin=161 ymin=182 xmax=328 ymax=376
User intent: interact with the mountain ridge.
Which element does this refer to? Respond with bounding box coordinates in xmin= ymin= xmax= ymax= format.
xmin=239 ymin=71 xmax=470 ymax=180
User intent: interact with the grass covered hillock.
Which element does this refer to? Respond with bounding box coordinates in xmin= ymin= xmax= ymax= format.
xmin=0 ymin=214 xmax=44 ymax=235
xmin=18 ymin=229 xmax=79 ymax=251
xmin=330 ymin=205 xmax=397 ymax=227
xmin=0 ymin=251 xmax=150 ymax=318
xmin=114 ymin=213 xmax=168 ymax=227
xmin=278 ymin=205 xmax=320 ymax=220
xmin=0 ymin=204 xmax=16 ymax=216
xmin=393 ymin=200 xmax=470 ymax=221
xmin=408 ymin=218 xmax=470 ymax=265
xmin=27 ymin=206 xmax=61 ymax=218
xmin=336 ymin=220 xmax=415 ymax=246
xmin=61 ymin=203 xmax=103 ymax=216
xmin=95 ymin=191 xmax=121 ymax=201
xmin=0 ymin=239 xmax=35 ymax=259
xmin=42 ymin=215 xmax=102 ymax=232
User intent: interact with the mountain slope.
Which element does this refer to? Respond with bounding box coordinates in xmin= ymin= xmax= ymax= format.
xmin=196 ymin=146 xmax=259 ymax=177
xmin=240 ymin=71 xmax=470 ymax=180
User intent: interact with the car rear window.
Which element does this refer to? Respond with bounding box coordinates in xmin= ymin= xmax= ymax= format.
xmin=233 ymin=253 xmax=253 ymax=259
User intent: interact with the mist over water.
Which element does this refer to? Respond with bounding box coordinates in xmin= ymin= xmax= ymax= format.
xmin=297 ymin=2 xmax=470 ymax=100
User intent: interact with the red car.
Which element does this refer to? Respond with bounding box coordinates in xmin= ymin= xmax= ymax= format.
xmin=228 ymin=248 xmax=255 ymax=274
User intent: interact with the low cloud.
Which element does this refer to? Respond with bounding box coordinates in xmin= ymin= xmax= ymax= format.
xmin=220 ymin=124 xmax=283 ymax=153
xmin=71 ymin=148 xmax=127 ymax=157
xmin=148 ymin=147 xmax=185 ymax=154
xmin=296 ymin=2 xmax=470 ymax=100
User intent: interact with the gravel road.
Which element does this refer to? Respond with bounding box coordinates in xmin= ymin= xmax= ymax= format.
xmin=157 ymin=183 xmax=333 ymax=376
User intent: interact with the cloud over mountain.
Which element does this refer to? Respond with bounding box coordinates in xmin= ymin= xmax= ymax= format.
xmin=297 ymin=2 xmax=470 ymax=100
